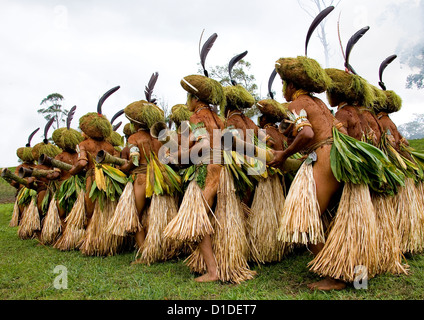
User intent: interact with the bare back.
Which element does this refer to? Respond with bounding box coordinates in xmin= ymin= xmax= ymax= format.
xmin=128 ymin=130 xmax=162 ymax=165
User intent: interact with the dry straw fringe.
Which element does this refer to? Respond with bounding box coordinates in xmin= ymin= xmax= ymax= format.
xmin=371 ymin=194 xmax=408 ymax=275
xmin=40 ymin=197 xmax=62 ymax=245
xmin=394 ymin=178 xmax=424 ymax=254
xmin=17 ymin=200 xmax=40 ymax=240
xmin=163 ymin=179 xmax=213 ymax=242
xmin=136 ymin=195 xmax=182 ymax=265
xmin=107 ymin=182 xmax=141 ymax=237
xmin=9 ymin=200 xmax=20 ymax=227
xmin=277 ymin=162 xmax=324 ymax=245
xmin=54 ymin=191 xmax=87 ymax=251
xmin=248 ymin=176 xmax=287 ymax=263
xmin=79 ymin=200 xmax=123 ymax=256
xmin=211 ymin=166 xmax=255 ymax=284
xmin=308 ymin=183 xmax=379 ymax=283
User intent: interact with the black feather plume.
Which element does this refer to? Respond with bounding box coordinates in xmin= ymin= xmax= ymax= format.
xmin=43 ymin=117 xmax=55 ymax=144
xmin=144 ymin=72 xmax=159 ymax=103
xmin=305 ymin=6 xmax=335 ymax=56
xmin=199 ymin=31 xmax=218 ymax=77
xmin=113 ymin=121 xmax=122 ymax=132
xmin=228 ymin=51 xmax=248 ymax=86
xmin=66 ymin=106 xmax=77 ymax=130
xmin=268 ymin=69 xmax=277 ymax=100
xmin=110 ymin=109 xmax=124 ymax=125
xmin=379 ymin=54 xmax=397 ymax=91
xmin=344 ymin=26 xmax=370 ymax=73
xmin=26 ymin=128 xmax=40 ymax=147
xmin=97 ymin=86 xmax=120 ymax=115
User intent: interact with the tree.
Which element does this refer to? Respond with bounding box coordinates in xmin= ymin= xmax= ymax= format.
xmin=37 ymin=93 xmax=69 ymax=130
xmin=198 ymin=59 xmax=261 ymax=117
xmin=297 ymin=0 xmax=342 ymax=67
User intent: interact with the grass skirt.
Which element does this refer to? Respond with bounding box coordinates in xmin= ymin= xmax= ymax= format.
xmin=308 ymin=183 xmax=379 ymax=283
xmin=277 ymin=162 xmax=324 ymax=245
xmin=40 ymin=196 xmax=62 ymax=245
xmin=17 ymin=200 xmax=40 ymax=240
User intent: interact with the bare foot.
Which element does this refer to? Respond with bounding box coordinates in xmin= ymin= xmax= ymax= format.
xmin=307 ymin=277 xmax=347 ymax=291
xmin=194 ymin=273 xmax=219 ymax=283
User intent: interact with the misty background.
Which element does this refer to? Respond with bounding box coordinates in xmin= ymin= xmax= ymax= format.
xmin=0 ymin=0 xmax=423 ymax=167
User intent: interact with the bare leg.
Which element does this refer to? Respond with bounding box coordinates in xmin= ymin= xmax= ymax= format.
xmin=195 ymin=164 xmax=221 ymax=283
xmin=131 ymin=174 xmax=147 ymax=265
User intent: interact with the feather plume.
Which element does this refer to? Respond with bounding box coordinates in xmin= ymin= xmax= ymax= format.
xmin=110 ymin=109 xmax=124 ymax=125
xmin=113 ymin=121 xmax=122 ymax=132
xmin=268 ymin=69 xmax=277 ymax=99
xmin=344 ymin=26 xmax=370 ymax=74
xmin=97 ymin=86 xmax=120 ymax=115
xmin=379 ymin=54 xmax=397 ymax=91
xmin=66 ymin=106 xmax=77 ymax=130
xmin=228 ymin=51 xmax=248 ymax=86
xmin=199 ymin=30 xmax=218 ymax=77
xmin=26 ymin=128 xmax=40 ymax=147
xmin=43 ymin=117 xmax=55 ymax=144
xmin=305 ymin=6 xmax=335 ymax=56
xmin=144 ymin=72 xmax=159 ymax=103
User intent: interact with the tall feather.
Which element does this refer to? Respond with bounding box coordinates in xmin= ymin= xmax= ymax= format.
xmin=144 ymin=72 xmax=159 ymax=103
xmin=305 ymin=6 xmax=335 ymax=56
xmin=26 ymin=128 xmax=40 ymax=147
xmin=66 ymin=106 xmax=77 ymax=130
xmin=344 ymin=26 xmax=370 ymax=74
xmin=43 ymin=117 xmax=55 ymax=144
xmin=379 ymin=54 xmax=397 ymax=91
xmin=228 ymin=51 xmax=248 ymax=86
xmin=110 ymin=109 xmax=124 ymax=125
xmin=199 ymin=31 xmax=218 ymax=77
xmin=97 ymin=86 xmax=120 ymax=115
xmin=268 ymin=69 xmax=277 ymax=99
xmin=113 ymin=121 xmax=122 ymax=132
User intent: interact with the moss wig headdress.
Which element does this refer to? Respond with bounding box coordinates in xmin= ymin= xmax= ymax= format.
xmin=79 ymin=86 xmax=120 ymax=140
xmin=124 ymin=72 xmax=165 ymax=130
xmin=52 ymin=106 xmax=84 ymax=151
xmin=180 ymin=31 xmax=226 ymax=110
xmin=257 ymin=69 xmax=288 ymax=123
xmin=375 ymin=54 xmax=403 ymax=114
xmin=275 ymin=6 xmax=335 ymax=94
xmin=221 ymin=51 xmax=255 ymax=115
xmin=32 ymin=117 xmax=62 ymax=160
xmin=16 ymin=127 xmax=40 ymax=163
xmin=170 ymin=104 xmax=192 ymax=127
xmin=325 ymin=68 xmax=376 ymax=107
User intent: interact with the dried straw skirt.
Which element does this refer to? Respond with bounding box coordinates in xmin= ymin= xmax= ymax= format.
xmin=394 ymin=178 xmax=424 ymax=254
xmin=79 ymin=199 xmax=123 ymax=256
xmin=163 ymin=179 xmax=213 ymax=243
xmin=40 ymin=196 xmax=62 ymax=245
xmin=17 ymin=200 xmax=40 ymax=240
xmin=136 ymin=194 xmax=182 ymax=265
xmin=247 ymin=174 xmax=288 ymax=263
xmin=371 ymin=193 xmax=408 ymax=275
xmin=308 ymin=183 xmax=379 ymax=283
xmin=9 ymin=200 xmax=21 ymax=227
xmin=185 ymin=166 xmax=255 ymax=284
xmin=277 ymin=162 xmax=324 ymax=246
xmin=107 ymin=182 xmax=142 ymax=237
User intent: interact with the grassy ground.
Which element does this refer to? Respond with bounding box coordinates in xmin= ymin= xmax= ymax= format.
xmin=409 ymin=138 xmax=424 ymax=151
xmin=1 ymin=202 xmax=424 ymax=300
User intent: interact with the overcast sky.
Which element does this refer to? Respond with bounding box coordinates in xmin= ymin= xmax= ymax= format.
xmin=0 ymin=0 xmax=422 ymax=167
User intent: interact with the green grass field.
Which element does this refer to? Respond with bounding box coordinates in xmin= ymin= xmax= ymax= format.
xmin=1 ymin=201 xmax=424 ymax=300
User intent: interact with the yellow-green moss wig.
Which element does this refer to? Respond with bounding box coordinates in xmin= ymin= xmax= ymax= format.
xmin=325 ymin=68 xmax=376 ymax=108
xmin=31 ymin=142 xmax=62 ymax=160
xmin=170 ymin=104 xmax=192 ymax=127
xmin=106 ymin=131 xmax=124 ymax=147
xmin=124 ymin=100 xmax=164 ymax=130
xmin=16 ymin=147 xmax=34 ymax=163
xmin=381 ymin=90 xmax=402 ymax=114
xmin=52 ymin=128 xmax=84 ymax=151
xmin=257 ymin=99 xmax=288 ymax=123
xmin=79 ymin=112 xmax=112 ymax=140
xmin=222 ymin=84 xmax=255 ymax=115
xmin=275 ymin=56 xmax=332 ymax=94
xmin=181 ymin=75 xmax=226 ymax=108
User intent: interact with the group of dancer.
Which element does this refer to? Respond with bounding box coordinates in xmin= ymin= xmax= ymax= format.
xmin=3 ymin=6 xmax=424 ymax=291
